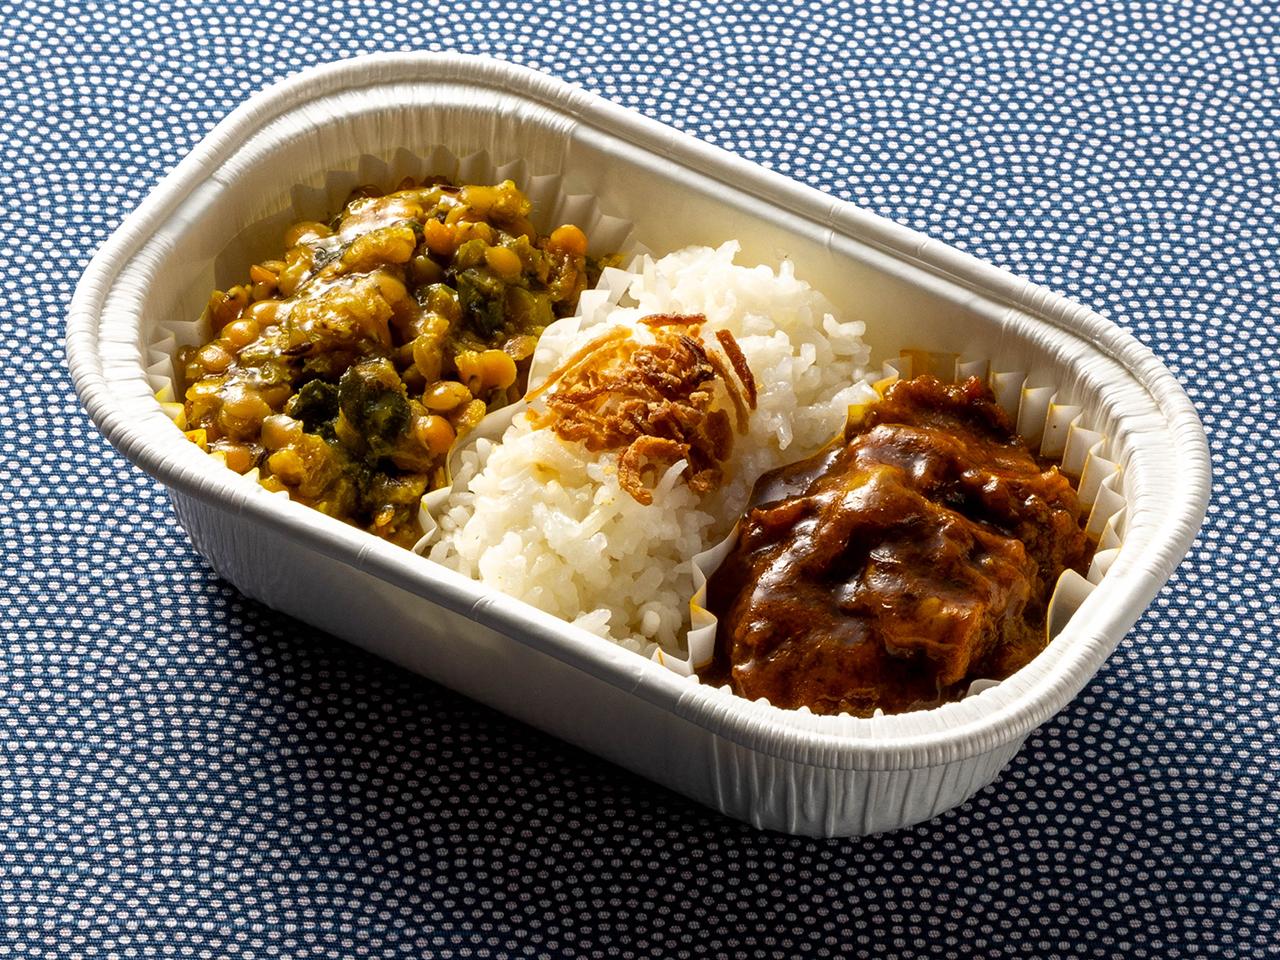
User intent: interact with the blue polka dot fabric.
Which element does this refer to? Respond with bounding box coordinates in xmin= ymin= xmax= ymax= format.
xmin=5 ymin=1 xmax=1278 ymax=956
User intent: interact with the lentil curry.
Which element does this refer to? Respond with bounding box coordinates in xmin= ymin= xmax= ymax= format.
xmin=528 ymin=314 xmax=757 ymax=506
xmin=178 ymin=177 xmax=610 ymax=547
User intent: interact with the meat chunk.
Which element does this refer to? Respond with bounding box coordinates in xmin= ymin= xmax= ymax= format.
xmin=532 ymin=315 xmax=755 ymax=504
xmin=702 ymin=375 xmax=1093 ymax=716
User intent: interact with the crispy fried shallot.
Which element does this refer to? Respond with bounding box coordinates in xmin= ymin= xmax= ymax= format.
xmin=533 ymin=314 xmax=756 ymax=504
xmin=715 ymin=328 xmax=757 ymax=409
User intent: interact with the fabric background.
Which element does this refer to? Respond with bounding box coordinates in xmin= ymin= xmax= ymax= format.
xmin=3 ymin=1 xmax=1277 ymax=956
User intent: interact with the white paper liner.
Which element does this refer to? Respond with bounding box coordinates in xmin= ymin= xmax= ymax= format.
xmin=144 ymin=147 xmax=638 ymax=506
xmin=656 ymin=349 xmax=1127 ymax=719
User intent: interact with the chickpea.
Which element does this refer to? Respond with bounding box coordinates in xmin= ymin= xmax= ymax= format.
xmin=503 ymin=335 xmax=539 ymax=362
xmin=415 ymin=414 xmax=456 ymax=456
xmin=196 ymin=342 xmax=233 ymax=373
xmin=478 ymin=349 xmax=517 ymax=390
xmin=412 ymin=335 xmax=443 ymax=382
xmin=422 ymin=218 xmax=456 ymax=257
xmin=376 ymin=271 xmax=409 ymax=307
xmin=484 ymin=245 xmax=523 ymax=280
xmin=208 ymin=287 xmax=247 ymax=331
xmin=284 ymin=220 xmax=332 ymax=247
xmin=453 ymin=350 xmax=517 ymax=396
xmin=222 ymin=317 xmax=259 ymax=349
xmin=548 ymin=224 xmax=588 ymax=257
xmin=258 ymin=383 xmax=293 ymax=409
xmin=424 ymin=286 xmax=461 ymax=324
xmin=454 ymin=398 xmax=488 ymax=433
xmin=246 ymin=300 xmax=282 ymax=327
xmin=454 ymin=220 xmax=494 ymax=246
xmin=267 ymin=448 xmax=306 ymax=486
xmin=218 ymin=442 xmax=256 ymax=474
xmin=221 ymin=390 xmax=270 ymax=423
xmin=460 ymin=180 xmax=529 ymax=220
xmin=218 ymin=390 xmax=272 ymax=438
xmin=276 ymin=257 xmax=309 ymax=297
xmin=249 ymin=264 xmax=278 ymax=300
xmin=453 ymin=350 xmax=483 ymax=391
xmin=419 ymin=311 xmax=451 ymax=342
xmin=409 ymin=254 xmax=443 ymax=285
xmin=261 ymin=414 xmax=303 ymax=450
xmin=423 ymin=380 xmax=473 ymax=412
xmin=458 ymin=183 xmax=501 ymax=216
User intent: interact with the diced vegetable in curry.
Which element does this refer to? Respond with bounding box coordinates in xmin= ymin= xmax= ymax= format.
xmin=177 ymin=177 xmax=612 ymax=547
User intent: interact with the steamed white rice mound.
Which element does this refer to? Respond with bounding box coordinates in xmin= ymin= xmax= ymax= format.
xmin=428 ymin=242 xmax=872 ymax=654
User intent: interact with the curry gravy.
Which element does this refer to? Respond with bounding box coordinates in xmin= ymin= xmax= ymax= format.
xmin=701 ymin=375 xmax=1094 ymax=716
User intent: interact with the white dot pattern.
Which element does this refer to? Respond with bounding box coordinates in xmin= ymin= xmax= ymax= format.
xmin=3 ymin=1 xmax=1278 ymax=956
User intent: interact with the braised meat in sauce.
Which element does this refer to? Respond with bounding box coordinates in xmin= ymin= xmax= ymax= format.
xmin=700 ymin=375 xmax=1093 ymax=716
xmin=177 ymin=176 xmax=611 ymax=547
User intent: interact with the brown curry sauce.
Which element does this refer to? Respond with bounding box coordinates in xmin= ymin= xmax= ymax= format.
xmin=700 ymin=375 xmax=1093 ymax=716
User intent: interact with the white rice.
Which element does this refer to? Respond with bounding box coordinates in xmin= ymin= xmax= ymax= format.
xmin=428 ymin=242 xmax=871 ymax=655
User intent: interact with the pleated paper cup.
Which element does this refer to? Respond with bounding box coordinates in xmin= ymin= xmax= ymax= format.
xmin=67 ymin=53 xmax=1210 ymax=835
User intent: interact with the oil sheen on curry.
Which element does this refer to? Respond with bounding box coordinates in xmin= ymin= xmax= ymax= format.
xmin=700 ymin=375 xmax=1094 ymax=717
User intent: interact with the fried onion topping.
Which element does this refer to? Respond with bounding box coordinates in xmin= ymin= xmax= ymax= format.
xmin=533 ymin=314 xmax=756 ymax=503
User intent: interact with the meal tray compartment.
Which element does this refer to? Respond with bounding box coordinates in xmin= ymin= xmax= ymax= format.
xmin=67 ymin=53 xmax=1210 ymax=836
